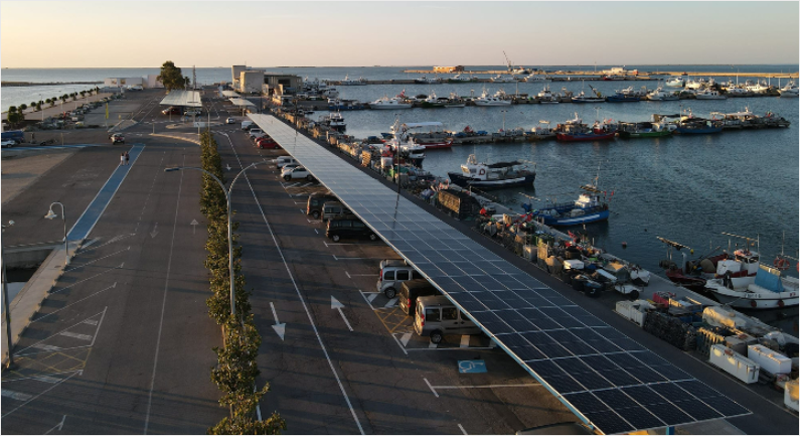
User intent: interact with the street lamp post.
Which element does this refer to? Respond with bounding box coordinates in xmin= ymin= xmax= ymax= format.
xmin=2 ymin=220 xmax=16 ymax=370
xmin=44 ymin=202 xmax=68 ymax=266
xmin=165 ymin=162 xmax=260 ymax=318
xmin=500 ymin=110 xmax=508 ymax=132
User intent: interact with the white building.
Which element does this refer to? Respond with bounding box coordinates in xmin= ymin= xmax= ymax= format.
xmin=232 ymin=65 xmax=248 ymax=90
xmin=104 ymin=77 xmax=144 ymax=88
xmin=146 ymin=74 xmax=164 ymax=89
xmin=239 ymin=70 xmax=265 ymax=94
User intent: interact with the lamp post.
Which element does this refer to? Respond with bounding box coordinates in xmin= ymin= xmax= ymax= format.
xmin=500 ymin=110 xmax=508 ymax=132
xmin=165 ymin=162 xmax=260 ymax=318
xmin=2 ymin=220 xmax=16 ymax=370
xmin=44 ymin=202 xmax=68 ymax=266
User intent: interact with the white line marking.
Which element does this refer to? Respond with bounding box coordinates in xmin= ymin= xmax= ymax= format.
xmin=32 ymin=283 xmax=117 ymax=323
xmin=18 ymin=308 xmax=106 ymax=355
xmin=384 ymin=298 xmax=397 ymax=308
xmin=32 ymin=375 xmax=62 ymax=384
xmin=58 ymin=332 xmax=93 ymax=341
xmin=460 ymin=335 xmax=471 ymax=348
xmin=50 ymin=263 xmax=123 ymax=294
xmin=345 ymin=271 xmax=351 ymax=279
xmin=2 ymin=389 xmax=33 ymax=401
xmin=423 ymin=378 xmax=439 ymax=398
xmin=314 ymin=228 xmax=319 ymax=234
xmin=390 ymin=333 xmax=410 ymax=356
xmin=220 ymin=132 xmax=364 ymax=434
xmin=358 ymin=290 xmax=377 ymax=311
xmin=144 ymin=153 xmax=184 ymax=435
xmin=79 ymin=233 xmax=135 ymax=253
xmin=1 ymin=371 xmax=81 ymax=419
xmin=400 ymin=332 xmax=412 ymax=346
xmin=331 ymin=296 xmax=353 ymax=332
xmin=30 ymin=344 xmax=61 ymax=352
xmin=349 ymin=274 xmax=375 ymax=277
xmin=65 ymin=246 xmax=129 ymax=273
xmin=44 ymin=415 xmax=67 ymax=434
xmin=458 ymin=424 xmax=468 ymax=435
xmin=432 ymin=383 xmax=542 ymax=390
xmin=83 ymin=320 xmax=98 ymax=326
xmin=406 ymin=346 xmax=496 ymax=352
xmin=367 ymin=293 xmax=379 ymax=303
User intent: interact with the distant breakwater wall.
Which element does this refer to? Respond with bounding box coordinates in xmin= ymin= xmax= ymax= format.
xmin=1 ymin=81 xmax=102 ymax=87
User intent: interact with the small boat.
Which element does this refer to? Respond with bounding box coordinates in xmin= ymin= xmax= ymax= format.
xmin=745 ymin=80 xmax=770 ymax=94
xmin=414 ymin=75 xmax=442 ymax=84
xmin=675 ymin=111 xmax=723 ymax=134
xmin=617 ymin=121 xmax=674 ymax=138
xmin=528 ymin=120 xmax=556 ymax=140
xmin=340 ymin=75 xmax=367 ymax=86
xmin=571 ymin=85 xmax=605 ymax=103
xmin=524 ymin=73 xmax=549 ymax=82
xmin=665 ymin=77 xmax=685 ymax=88
xmin=705 ymin=264 xmax=799 ymax=310
xmin=443 ymin=93 xmax=466 ymax=108
xmin=447 ymin=154 xmax=536 ymax=190
xmin=370 ymin=93 xmax=413 ymax=110
xmin=327 ymin=98 xmax=365 ymax=110
xmin=647 ymin=87 xmax=680 ymax=101
xmin=779 ymin=81 xmax=799 ymax=98
xmin=399 ymin=121 xmax=453 ymax=150
xmin=490 ymin=74 xmax=517 ymax=83
xmin=420 ymin=92 xmax=449 ymax=108
xmin=473 ymin=89 xmax=512 ymax=106
xmin=531 ymin=177 xmax=611 ymax=226
xmin=448 ymin=73 xmax=474 ymax=83
xmin=536 ymin=85 xmax=559 ymax=104
xmin=555 ymin=116 xmax=616 ymax=141
xmin=318 ymin=112 xmax=346 ymax=132
xmin=695 ymin=89 xmax=727 ymax=100
xmin=605 ymin=91 xmax=641 ymax=103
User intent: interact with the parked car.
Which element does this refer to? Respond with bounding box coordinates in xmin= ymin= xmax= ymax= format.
xmin=376 ymin=259 xmax=420 ymax=298
xmin=276 ymin=156 xmax=298 ymax=169
xmin=1 ymin=139 xmax=16 ymax=148
xmin=414 ymin=295 xmax=481 ymax=344
xmin=248 ymin=128 xmax=264 ymax=139
xmin=256 ymin=137 xmax=280 ymax=149
xmin=321 ymin=201 xmax=354 ymax=221
xmin=111 ymin=133 xmax=125 ymax=144
xmin=161 ymin=106 xmax=181 ymax=115
xmin=226 ymin=117 xmax=236 ymax=124
xmin=306 ymin=192 xmax=338 ymax=219
xmin=399 ymin=279 xmax=439 ymax=316
xmin=282 ymin=166 xmax=314 ymax=182
xmin=326 ymin=218 xmax=377 ymax=243
xmin=241 ymin=120 xmax=254 ymax=130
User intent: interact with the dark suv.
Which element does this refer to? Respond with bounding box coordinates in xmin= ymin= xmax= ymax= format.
xmin=326 ymin=218 xmax=377 ymax=242
xmin=307 ymin=192 xmax=337 ymax=219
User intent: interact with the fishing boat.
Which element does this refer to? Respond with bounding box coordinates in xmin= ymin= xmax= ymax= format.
xmin=647 ymin=87 xmax=680 ymax=101
xmin=531 ymin=177 xmax=611 ymax=226
xmin=319 ymin=112 xmax=346 ymax=132
xmin=675 ymin=112 xmax=723 ymax=134
xmin=447 ymin=154 xmax=536 ymax=190
xmin=555 ymin=116 xmax=616 ymax=142
xmin=414 ymin=75 xmax=442 ymax=84
xmin=605 ymin=90 xmax=641 ymax=102
xmin=448 ymin=73 xmax=474 ymax=83
xmin=617 ymin=121 xmax=673 ymax=138
xmin=340 ymin=75 xmax=367 ymax=86
xmin=443 ymin=93 xmax=466 ymax=108
xmin=779 ymin=81 xmax=799 ymax=98
xmin=327 ymin=98 xmax=365 ymax=110
xmin=473 ymin=89 xmax=512 ymax=106
xmin=745 ymin=80 xmax=770 ymax=94
xmin=705 ymin=265 xmax=799 ymax=310
xmin=370 ymin=94 xmax=413 ymax=110
xmin=490 ymin=74 xmax=517 ymax=83
xmin=528 ymin=120 xmax=556 ymax=140
xmin=536 ymin=86 xmax=559 ymax=104
xmin=399 ymin=121 xmax=453 ymax=150
xmin=665 ymin=77 xmax=685 ymax=88
xmin=525 ymin=73 xmax=549 ymax=82
xmin=571 ymin=85 xmax=605 ymax=103
xmin=695 ymin=89 xmax=727 ymax=100
xmin=380 ymin=119 xmax=428 ymax=166
xmin=420 ymin=92 xmax=449 ymax=108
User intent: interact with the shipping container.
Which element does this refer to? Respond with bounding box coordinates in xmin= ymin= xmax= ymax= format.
xmin=709 ymin=344 xmax=760 ymax=384
xmin=615 ymin=300 xmax=652 ymax=327
xmin=748 ymin=344 xmax=792 ymax=376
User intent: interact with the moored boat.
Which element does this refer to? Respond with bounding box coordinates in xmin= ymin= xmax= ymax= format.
xmin=695 ymin=89 xmax=727 ymax=100
xmin=447 ymin=154 xmax=536 ymax=190
xmin=370 ymin=92 xmax=413 ymax=109
xmin=705 ymin=265 xmax=799 ymax=310
xmin=779 ymin=81 xmax=799 ymax=97
xmin=617 ymin=121 xmax=674 ymax=138
xmin=473 ymin=88 xmax=512 ymax=106
xmin=531 ymin=178 xmax=611 ymax=226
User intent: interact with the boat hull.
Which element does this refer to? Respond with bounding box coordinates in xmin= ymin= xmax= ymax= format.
xmin=675 ymin=126 xmax=723 ymax=134
xmin=556 ymin=132 xmax=616 ymax=142
xmin=535 ymin=209 xmax=610 ymax=226
xmin=447 ymin=173 xmax=535 ymax=190
xmin=370 ymin=104 xmax=412 ymax=110
xmin=571 ymin=98 xmax=605 ymax=103
xmin=474 ymin=101 xmax=512 ymax=107
xmin=707 ymin=286 xmax=799 ymax=310
xmin=618 ymin=130 xmax=672 ymax=138
xmin=606 ymin=96 xmax=641 ymax=102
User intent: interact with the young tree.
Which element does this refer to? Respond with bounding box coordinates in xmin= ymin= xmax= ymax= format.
xmin=6 ymin=106 xmax=23 ymax=126
xmin=19 ymin=104 xmax=28 ymax=112
xmin=36 ymin=102 xmax=42 ymax=111
xmin=80 ymin=90 xmax=86 ymax=99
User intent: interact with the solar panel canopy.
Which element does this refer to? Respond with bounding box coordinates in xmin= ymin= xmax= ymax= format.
xmin=249 ymin=114 xmax=750 ymax=434
xmin=160 ymin=90 xmax=203 ymax=108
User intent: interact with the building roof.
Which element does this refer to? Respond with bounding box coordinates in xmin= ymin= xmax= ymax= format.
xmin=222 ymin=90 xmax=240 ymax=98
xmin=159 ymin=90 xmax=202 ymax=108
xmin=229 ymin=98 xmax=255 ymax=107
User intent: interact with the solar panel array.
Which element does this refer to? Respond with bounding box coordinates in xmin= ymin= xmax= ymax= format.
xmin=250 ymin=114 xmax=749 ymax=434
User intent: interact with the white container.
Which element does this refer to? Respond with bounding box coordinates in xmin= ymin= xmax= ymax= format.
xmin=725 ymin=333 xmax=757 ymax=355
xmin=709 ymin=344 xmax=759 ymax=384
xmin=785 ymin=379 xmax=799 ymax=412
xmin=563 ymin=259 xmax=585 ymax=270
xmin=615 ymin=300 xmax=650 ymax=327
xmin=747 ymin=344 xmax=792 ymax=376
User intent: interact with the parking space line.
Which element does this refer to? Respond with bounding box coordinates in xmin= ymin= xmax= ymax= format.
xmin=384 ymin=298 xmax=397 ymax=308
xmin=358 ymin=290 xmax=377 ymax=311
xmin=423 ymin=378 xmax=439 ymax=398
xmin=367 ymin=293 xmax=379 ymax=303
xmin=460 ymin=335 xmax=471 ymax=348
xmin=400 ymin=332 xmax=412 ymax=346
xmin=391 ymin=333 xmax=409 ymax=356
xmin=58 ymin=332 xmax=93 ymax=341
xmin=2 ymin=389 xmax=33 ymax=401
xmin=431 ymin=383 xmax=541 ymax=390
xmin=458 ymin=424 xmax=468 ymax=435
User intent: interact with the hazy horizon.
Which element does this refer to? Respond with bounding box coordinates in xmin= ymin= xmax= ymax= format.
xmin=1 ymin=1 xmax=798 ymax=68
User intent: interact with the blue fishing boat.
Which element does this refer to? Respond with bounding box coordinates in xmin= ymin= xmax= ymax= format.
xmin=675 ymin=122 xmax=723 ymax=134
xmin=527 ymin=177 xmax=611 ymax=227
xmin=605 ymin=93 xmax=641 ymax=102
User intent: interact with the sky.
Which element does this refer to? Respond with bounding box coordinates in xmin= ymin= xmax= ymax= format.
xmin=1 ymin=1 xmax=798 ymax=68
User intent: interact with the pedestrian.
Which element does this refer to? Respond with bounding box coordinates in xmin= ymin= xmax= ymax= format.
xmin=125 ymin=151 xmax=130 ymax=166
xmin=120 ymin=152 xmax=125 ymax=166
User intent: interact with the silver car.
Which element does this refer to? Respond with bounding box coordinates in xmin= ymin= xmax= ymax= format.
xmin=414 ymin=295 xmax=481 ymax=344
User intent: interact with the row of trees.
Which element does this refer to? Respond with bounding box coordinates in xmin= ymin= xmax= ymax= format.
xmin=5 ymin=87 xmax=102 ymax=127
xmin=198 ymin=131 xmax=285 ymax=435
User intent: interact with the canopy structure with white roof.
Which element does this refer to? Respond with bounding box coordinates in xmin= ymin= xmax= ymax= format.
xmin=159 ymin=90 xmax=202 ymax=108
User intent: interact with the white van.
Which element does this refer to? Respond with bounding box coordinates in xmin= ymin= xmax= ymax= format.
xmin=276 ymin=156 xmax=298 ymax=169
xmin=414 ymin=296 xmax=482 ymax=344
xmin=241 ymin=120 xmax=254 ymax=130
xmin=376 ymin=259 xmax=420 ymax=298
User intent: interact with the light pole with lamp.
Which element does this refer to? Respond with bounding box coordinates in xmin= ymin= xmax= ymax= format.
xmin=2 ymin=220 xmax=16 ymax=370
xmin=164 ymin=161 xmax=260 ymax=318
xmin=500 ymin=110 xmax=508 ymax=133
xmin=44 ymin=202 xmax=68 ymax=266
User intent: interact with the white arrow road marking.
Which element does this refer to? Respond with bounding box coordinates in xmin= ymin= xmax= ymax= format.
xmin=270 ymin=302 xmax=286 ymax=341
xmin=226 ymin=164 xmax=231 ymax=171
xmin=65 ymin=247 xmax=129 ymax=273
xmin=44 ymin=415 xmax=67 ymax=434
xmin=190 ymin=219 xmax=199 ymax=235
xmin=50 ymin=265 xmax=122 ymax=294
xmin=150 ymin=222 xmax=158 ymax=238
xmin=331 ymin=296 xmax=353 ymax=332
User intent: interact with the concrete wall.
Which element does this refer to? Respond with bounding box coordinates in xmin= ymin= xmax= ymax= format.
xmin=240 ymin=70 xmax=265 ymax=94
xmin=104 ymin=77 xmax=144 ymax=87
xmin=146 ymin=74 xmax=164 ymax=89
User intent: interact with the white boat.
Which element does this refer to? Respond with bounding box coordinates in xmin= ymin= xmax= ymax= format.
xmin=449 ymin=73 xmax=473 ymax=82
xmin=695 ymin=89 xmax=727 ymax=100
xmin=745 ymin=80 xmax=770 ymax=94
xmin=473 ymin=89 xmax=512 ymax=106
xmin=779 ymin=81 xmax=799 ymax=98
xmin=318 ymin=112 xmax=346 ymax=131
xmin=665 ymin=77 xmax=685 ymax=88
xmin=341 ymin=75 xmax=366 ymax=86
xmin=370 ymin=96 xmax=412 ymax=110
xmin=414 ymin=75 xmax=442 ymax=84
xmin=705 ymin=264 xmax=799 ymax=310
xmin=684 ymin=78 xmax=709 ymax=90
xmin=537 ymin=86 xmax=559 ymax=104
xmin=647 ymin=87 xmax=680 ymax=101
xmin=525 ymin=73 xmax=549 ymax=82
xmin=490 ymin=74 xmax=517 ymax=83
xmin=447 ymin=154 xmax=536 ymax=190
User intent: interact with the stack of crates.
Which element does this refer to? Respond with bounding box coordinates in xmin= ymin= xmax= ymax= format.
xmin=652 ymin=291 xmax=676 ymax=309
xmin=696 ymin=326 xmax=731 ymax=359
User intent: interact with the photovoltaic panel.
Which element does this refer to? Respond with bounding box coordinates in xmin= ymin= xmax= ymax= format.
xmin=252 ymin=114 xmax=751 ymax=434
